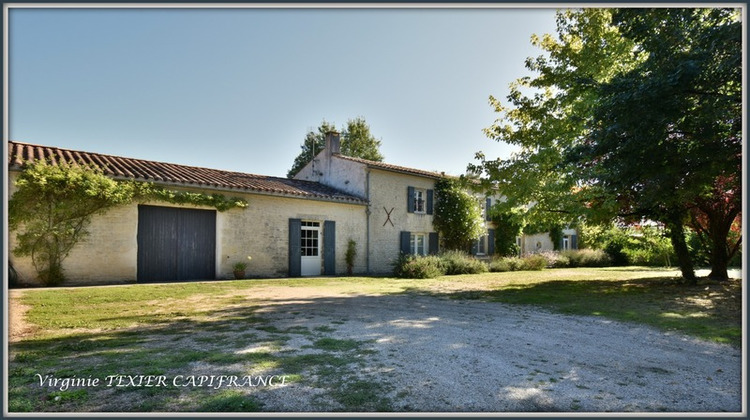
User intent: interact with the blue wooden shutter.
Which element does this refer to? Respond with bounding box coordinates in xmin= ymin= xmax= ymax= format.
xmin=571 ymin=234 xmax=578 ymax=250
xmin=428 ymin=232 xmax=439 ymax=255
xmin=407 ymin=186 xmax=415 ymax=213
xmin=400 ymin=231 xmax=411 ymax=254
xmin=485 ymin=197 xmax=492 ymax=221
xmin=487 ymin=229 xmax=495 ymax=255
xmin=324 ymin=220 xmax=336 ymax=275
xmin=471 ymin=240 xmax=479 ymax=256
xmin=289 ymin=219 xmax=302 ymax=277
xmin=426 ymin=189 xmax=434 ymax=215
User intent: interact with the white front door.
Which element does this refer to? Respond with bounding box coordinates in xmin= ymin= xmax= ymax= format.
xmin=300 ymin=221 xmax=321 ymax=276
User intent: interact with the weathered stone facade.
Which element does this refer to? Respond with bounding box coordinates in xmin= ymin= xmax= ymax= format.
xmin=8 ymin=166 xmax=367 ymax=285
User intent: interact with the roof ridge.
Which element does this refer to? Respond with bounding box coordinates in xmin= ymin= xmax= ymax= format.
xmin=8 ymin=140 xmax=303 ymax=183
xmin=334 ymin=154 xmax=449 ymax=179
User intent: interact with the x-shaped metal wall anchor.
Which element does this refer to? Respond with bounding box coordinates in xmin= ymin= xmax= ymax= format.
xmin=383 ymin=207 xmax=395 ymax=227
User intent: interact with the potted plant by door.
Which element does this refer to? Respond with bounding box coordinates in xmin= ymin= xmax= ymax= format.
xmin=232 ymin=256 xmax=252 ymax=279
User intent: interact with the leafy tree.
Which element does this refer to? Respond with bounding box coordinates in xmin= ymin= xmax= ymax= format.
xmin=471 ymin=8 xmax=741 ymax=282
xmin=576 ymin=8 xmax=742 ymax=280
xmin=287 ymin=117 xmax=384 ymax=178
xmin=433 ymin=178 xmax=485 ymax=252
xmin=341 ymin=117 xmax=385 ymax=162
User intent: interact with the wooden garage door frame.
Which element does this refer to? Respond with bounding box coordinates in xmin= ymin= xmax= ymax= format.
xmin=137 ymin=205 xmax=217 ymax=282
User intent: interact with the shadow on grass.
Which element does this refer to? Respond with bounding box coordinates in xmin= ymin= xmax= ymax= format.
xmin=444 ymin=276 xmax=742 ymax=346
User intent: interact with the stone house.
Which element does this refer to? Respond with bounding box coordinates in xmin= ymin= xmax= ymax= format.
xmin=295 ymin=133 xmax=500 ymax=270
xmin=7 ymin=137 xmax=574 ymax=285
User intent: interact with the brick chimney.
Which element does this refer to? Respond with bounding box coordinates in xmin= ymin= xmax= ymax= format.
xmin=325 ymin=131 xmax=341 ymax=156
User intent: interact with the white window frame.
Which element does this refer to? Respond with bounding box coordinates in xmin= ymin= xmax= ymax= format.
xmin=410 ymin=233 xmax=427 ymax=256
xmin=414 ymin=189 xmax=426 ymax=214
xmin=562 ymin=235 xmax=570 ymax=250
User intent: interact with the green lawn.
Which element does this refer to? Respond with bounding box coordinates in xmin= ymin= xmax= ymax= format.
xmin=8 ymin=267 xmax=742 ymax=412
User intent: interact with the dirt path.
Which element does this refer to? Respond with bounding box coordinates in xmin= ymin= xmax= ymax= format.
xmin=8 ymin=290 xmax=36 ymax=342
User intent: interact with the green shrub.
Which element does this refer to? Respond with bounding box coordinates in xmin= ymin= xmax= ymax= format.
xmin=489 ymin=257 xmax=524 ymax=272
xmin=561 ymin=249 xmax=612 ymax=267
xmin=535 ymin=251 xmax=570 ymax=268
xmin=604 ymin=240 xmax=629 ymax=266
xmin=624 ymin=248 xmax=672 ymax=267
xmin=440 ymin=250 xmax=488 ymax=275
xmin=393 ymin=254 xmax=446 ymax=279
xmin=521 ymin=254 xmax=547 ymax=271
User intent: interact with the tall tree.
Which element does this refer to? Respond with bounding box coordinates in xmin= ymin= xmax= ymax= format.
xmin=470 ymin=8 xmax=741 ymax=282
xmin=341 ymin=117 xmax=385 ymax=162
xmin=578 ymin=8 xmax=742 ymax=280
xmin=287 ymin=117 xmax=385 ymax=178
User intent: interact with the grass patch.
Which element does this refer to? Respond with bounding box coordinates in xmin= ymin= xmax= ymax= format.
xmin=312 ymin=338 xmax=362 ymax=351
xmin=197 ymin=390 xmax=263 ymax=412
xmin=329 ymin=379 xmax=393 ymax=411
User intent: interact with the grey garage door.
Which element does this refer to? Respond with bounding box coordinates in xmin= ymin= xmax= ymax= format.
xmin=137 ymin=205 xmax=216 ymax=282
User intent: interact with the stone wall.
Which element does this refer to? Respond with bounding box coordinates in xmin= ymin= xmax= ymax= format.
xmin=366 ymin=168 xmax=437 ymax=273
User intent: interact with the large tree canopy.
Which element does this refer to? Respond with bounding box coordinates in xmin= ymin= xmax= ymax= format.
xmin=471 ymin=8 xmax=742 ymax=281
xmin=287 ymin=117 xmax=384 ymax=178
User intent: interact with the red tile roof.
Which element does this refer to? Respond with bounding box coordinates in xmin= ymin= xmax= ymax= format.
xmin=334 ymin=155 xmax=447 ymax=179
xmin=8 ymin=141 xmax=367 ymax=204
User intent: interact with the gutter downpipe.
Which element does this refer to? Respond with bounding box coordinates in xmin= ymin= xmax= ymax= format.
xmin=365 ymin=168 xmax=371 ymax=274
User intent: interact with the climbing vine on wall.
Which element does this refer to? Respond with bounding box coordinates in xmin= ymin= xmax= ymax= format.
xmin=140 ymin=185 xmax=248 ymax=211
xmin=9 ymin=160 xmax=247 ymax=285
xmin=490 ymin=206 xmax=526 ymax=257
xmin=432 ymin=178 xmax=485 ymax=252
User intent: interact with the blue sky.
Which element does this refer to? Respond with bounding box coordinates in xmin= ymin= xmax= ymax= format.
xmin=8 ymin=6 xmax=559 ymax=178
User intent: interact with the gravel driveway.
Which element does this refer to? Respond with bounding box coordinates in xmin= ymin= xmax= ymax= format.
xmin=247 ymin=291 xmax=742 ymax=413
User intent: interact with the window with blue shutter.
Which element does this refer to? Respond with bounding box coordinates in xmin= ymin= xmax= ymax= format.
xmin=323 ymin=220 xmax=336 ymax=275
xmin=400 ymin=231 xmax=411 ymax=254
xmin=289 ymin=219 xmax=302 ymax=277
xmin=429 ymin=232 xmax=439 ymax=255
xmin=407 ymin=186 xmax=415 ymax=213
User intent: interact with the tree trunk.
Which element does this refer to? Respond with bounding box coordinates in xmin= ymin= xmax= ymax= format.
xmin=707 ymin=215 xmax=732 ymax=281
xmin=666 ymin=218 xmax=696 ymax=283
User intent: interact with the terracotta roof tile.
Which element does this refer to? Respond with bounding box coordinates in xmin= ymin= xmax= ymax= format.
xmin=8 ymin=141 xmax=367 ymax=204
